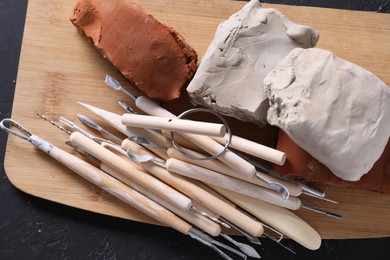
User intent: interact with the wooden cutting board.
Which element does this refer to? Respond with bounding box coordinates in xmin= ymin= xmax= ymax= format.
xmin=4 ymin=0 xmax=390 ymax=239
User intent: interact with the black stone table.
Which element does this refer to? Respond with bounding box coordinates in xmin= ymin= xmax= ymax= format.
xmin=1 ymin=0 xmax=389 ymax=259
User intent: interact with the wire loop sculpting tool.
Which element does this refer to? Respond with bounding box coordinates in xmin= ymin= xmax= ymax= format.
xmin=170 ymin=107 xmax=232 ymax=160
xmin=253 ymin=173 xmax=290 ymax=201
xmin=104 ymin=74 xmax=257 ymax=179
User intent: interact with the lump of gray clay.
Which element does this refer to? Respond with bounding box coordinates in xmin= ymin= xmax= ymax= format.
xmin=186 ymin=0 xmax=319 ymax=125
xmin=265 ymin=47 xmax=390 ymax=181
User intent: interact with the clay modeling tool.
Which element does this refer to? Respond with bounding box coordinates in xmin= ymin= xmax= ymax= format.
xmin=101 ymin=163 xmax=260 ymax=259
xmin=123 ymin=138 xmax=299 ymax=209
xmin=300 ymin=198 xmax=342 ymax=219
xmin=295 ymin=181 xmax=338 ymax=204
xmin=190 ymin=185 xmax=295 ymax=253
xmin=104 ymin=75 xmax=256 ymax=179
xmin=190 ymin=197 xmax=262 ymax=246
xmin=211 ymin=186 xmax=322 ymax=251
xmin=60 ymin=116 xmax=104 ymax=143
xmin=128 ymin=135 xmax=169 ymax=153
xmin=129 ymin=135 xmax=295 ymax=199
xmin=247 ymin=155 xmax=339 ymax=204
xmin=166 ymin=144 xmax=293 ymax=199
xmin=0 ymin=119 xmax=247 ymax=260
xmin=121 ymin=113 xmax=226 ymax=137
xmin=76 ymin=114 xmax=168 ymax=161
xmin=163 ymin=157 xmax=299 ymax=209
xmin=77 ymin=114 xmax=123 ymax=143
xmin=118 ymin=100 xmax=137 ymax=114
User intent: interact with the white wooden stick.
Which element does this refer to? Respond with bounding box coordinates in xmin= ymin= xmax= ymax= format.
xmin=121 ymin=113 xmax=226 ymax=137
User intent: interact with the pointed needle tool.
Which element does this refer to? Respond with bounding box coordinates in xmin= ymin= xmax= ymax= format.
xmin=77 ymin=114 xmax=122 ymax=143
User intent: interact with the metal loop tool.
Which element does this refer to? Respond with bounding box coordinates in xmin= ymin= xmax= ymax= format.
xmin=171 ymin=108 xmax=233 ymax=161
xmin=0 ymin=118 xmax=32 ymax=141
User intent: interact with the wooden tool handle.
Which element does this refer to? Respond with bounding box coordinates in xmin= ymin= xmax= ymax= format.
xmin=79 ymin=102 xmax=172 ymax=148
xmin=141 ymin=162 xmax=264 ymax=237
xmin=167 ymin=147 xmax=302 ymax=197
xmin=212 ymin=186 xmax=322 ymax=250
xmin=170 ymin=131 xmax=256 ymax=178
xmin=135 ymin=96 xmax=256 ymax=179
xmin=212 ymin=135 xmax=286 ymax=165
xmin=121 ymin=114 xmax=226 ymax=137
xmin=136 ymin=96 xmax=177 ymax=117
xmin=166 ymin=158 xmax=301 ymax=210
xmin=47 ymin=145 xmax=192 ymax=235
xmin=69 ymin=132 xmax=192 ymax=211
xmin=101 ymin=163 xmax=221 ymax=237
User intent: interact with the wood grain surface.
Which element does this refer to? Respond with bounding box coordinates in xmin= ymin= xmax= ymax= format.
xmin=4 ymin=0 xmax=390 ymax=239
